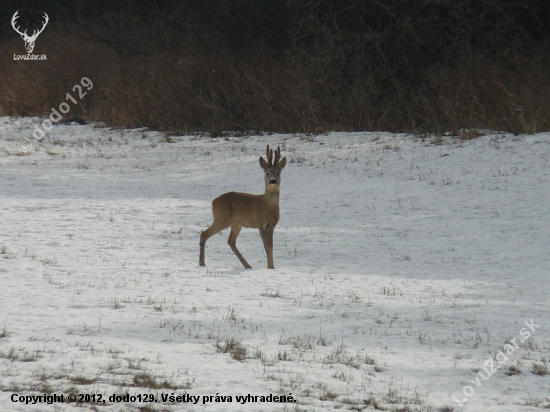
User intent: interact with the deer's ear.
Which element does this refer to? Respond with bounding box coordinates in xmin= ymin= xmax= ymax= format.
xmin=259 ymin=157 xmax=268 ymax=170
xmin=278 ymin=157 xmax=287 ymax=170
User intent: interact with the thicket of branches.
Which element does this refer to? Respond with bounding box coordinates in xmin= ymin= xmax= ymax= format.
xmin=1 ymin=0 xmax=549 ymax=134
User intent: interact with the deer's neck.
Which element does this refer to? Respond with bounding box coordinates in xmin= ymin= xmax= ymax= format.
xmin=263 ymin=188 xmax=280 ymax=208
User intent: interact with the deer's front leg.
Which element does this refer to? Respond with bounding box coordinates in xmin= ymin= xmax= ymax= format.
xmin=259 ymin=225 xmax=275 ymax=269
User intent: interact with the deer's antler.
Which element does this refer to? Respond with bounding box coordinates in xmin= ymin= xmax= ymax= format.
xmin=31 ymin=13 xmax=49 ymax=40
xmin=274 ymin=146 xmax=281 ymax=166
xmin=11 ymin=11 xmax=27 ymax=37
xmin=266 ymin=145 xmax=273 ymax=167
xmin=11 ymin=11 xmax=48 ymax=40
xmin=264 ymin=145 xmax=283 ymax=167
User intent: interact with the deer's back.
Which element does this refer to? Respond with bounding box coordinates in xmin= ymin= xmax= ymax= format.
xmin=212 ymin=191 xmax=263 ymax=228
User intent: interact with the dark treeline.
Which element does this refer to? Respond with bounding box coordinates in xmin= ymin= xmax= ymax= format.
xmin=1 ymin=0 xmax=549 ymax=134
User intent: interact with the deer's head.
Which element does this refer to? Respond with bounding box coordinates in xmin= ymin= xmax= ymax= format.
xmin=259 ymin=145 xmax=287 ymax=191
xmin=11 ymin=11 xmax=49 ymax=54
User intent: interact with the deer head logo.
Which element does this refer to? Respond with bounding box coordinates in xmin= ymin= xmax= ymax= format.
xmin=11 ymin=11 xmax=49 ymax=54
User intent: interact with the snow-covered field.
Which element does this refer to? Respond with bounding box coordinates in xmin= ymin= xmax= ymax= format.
xmin=0 ymin=117 xmax=549 ymax=412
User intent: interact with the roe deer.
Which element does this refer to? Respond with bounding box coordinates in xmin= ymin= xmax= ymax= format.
xmin=199 ymin=145 xmax=287 ymax=269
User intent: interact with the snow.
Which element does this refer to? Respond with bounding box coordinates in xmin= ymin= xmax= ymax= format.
xmin=0 ymin=116 xmax=549 ymax=411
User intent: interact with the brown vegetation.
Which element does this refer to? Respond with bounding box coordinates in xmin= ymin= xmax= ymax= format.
xmin=0 ymin=0 xmax=549 ymax=134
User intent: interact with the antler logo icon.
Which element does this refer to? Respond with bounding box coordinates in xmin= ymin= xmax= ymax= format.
xmin=11 ymin=11 xmax=49 ymax=54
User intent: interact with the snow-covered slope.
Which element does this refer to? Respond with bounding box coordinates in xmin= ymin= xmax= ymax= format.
xmin=1 ymin=117 xmax=549 ymax=411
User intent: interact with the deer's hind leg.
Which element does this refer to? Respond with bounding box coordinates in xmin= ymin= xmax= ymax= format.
xmin=228 ymin=224 xmax=252 ymax=269
xmin=199 ymin=218 xmax=229 ymax=266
